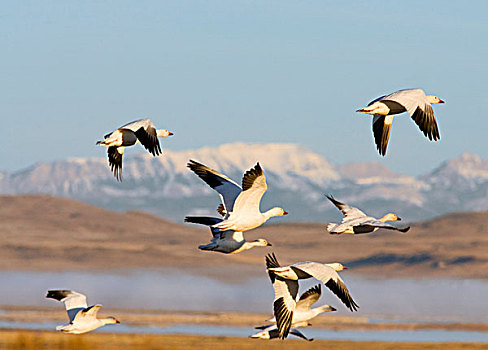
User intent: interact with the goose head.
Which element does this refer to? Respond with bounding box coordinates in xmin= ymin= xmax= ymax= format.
xmin=157 ymin=129 xmax=174 ymax=137
xmin=249 ymin=330 xmax=270 ymax=339
xmin=380 ymin=213 xmax=401 ymax=222
xmin=265 ymin=207 xmax=288 ymax=218
xmin=326 ymin=263 xmax=348 ymax=271
xmin=319 ymin=304 xmax=337 ymax=313
xmin=253 ymin=239 xmax=272 ymax=247
xmin=426 ymin=95 xmax=445 ymax=104
xmin=103 ymin=316 xmax=120 ymax=325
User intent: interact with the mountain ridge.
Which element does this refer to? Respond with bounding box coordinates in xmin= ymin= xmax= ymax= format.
xmin=0 ymin=143 xmax=487 ymax=222
xmin=1 ymin=194 xmax=487 ymax=280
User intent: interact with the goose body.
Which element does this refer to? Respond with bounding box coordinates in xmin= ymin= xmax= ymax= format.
xmin=326 ymin=195 xmax=410 ymax=235
xmin=356 ymin=88 xmax=444 ymax=156
xmin=97 ymin=118 xmax=173 ymax=181
xmin=265 ymin=253 xmax=358 ymax=339
xmin=187 ymin=160 xmax=287 ymax=233
xmin=184 ymin=216 xmax=271 ymax=254
xmin=46 ymin=290 xmax=119 ymax=334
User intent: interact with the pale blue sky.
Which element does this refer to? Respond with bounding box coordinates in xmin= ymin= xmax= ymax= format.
xmin=1 ymin=1 xmax=487 ymax=175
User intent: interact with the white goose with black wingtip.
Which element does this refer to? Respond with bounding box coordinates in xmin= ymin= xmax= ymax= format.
xmin=96 ymin=118 xmax=173 ymax=181
xmin=46 ymin=290 xmax=120 ymax=334
xmin=184 ymin=216 xmax=272 ymax=254
xmin=266 ymin=284 xmax=336 ymax=325
xmin=187 ymin=160 xmax=288 ymax=233
xmin=266 ymin=253 xmax=358 ymax=339
xmin=356 ymin=88 xmax=444 ymax=156
xmin=326 ymin=195 xmax=410 ymax=235
xmin=251 ymin=284 xmax=335 ymax=341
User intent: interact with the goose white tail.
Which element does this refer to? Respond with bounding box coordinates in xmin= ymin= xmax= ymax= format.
xmin=327 ymin=223 xmax=337 ymax=232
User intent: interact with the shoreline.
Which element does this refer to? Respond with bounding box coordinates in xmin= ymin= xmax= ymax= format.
xmin=0 ymin=267 xmax=487 ymax=282
xmin=1 ymin=306 xmax=487 ymax=333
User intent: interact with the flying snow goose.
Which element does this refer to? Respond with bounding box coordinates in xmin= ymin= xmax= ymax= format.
xmin=187 ymin=160 xmax=288 ymax=232
xmin=356 ymin=88 xmax=444 ymax=156
xmin=250 ymin=324 xmax=313 ymax=341
xmin=96 ymin=118 xmax=173 ymax=181
xmin=265 ymin=253 xmax=358 ymax=339
xmin=253 ymin=284 xmax=335 ymax=341
xmin=326 ymin=195 xmax=410 ymax=235
xmin=46 ymin=290 xmax=120 ymax=334
xmin=184 ymin=216 xmax=272 ymax=254
xmin=266 ymin=284 xmax=336 ymax=325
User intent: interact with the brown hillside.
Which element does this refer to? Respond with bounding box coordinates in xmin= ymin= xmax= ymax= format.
xmin=0 ymin=195 xmax=487 ymax=279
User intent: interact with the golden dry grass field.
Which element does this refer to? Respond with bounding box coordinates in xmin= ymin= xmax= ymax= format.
xmin=0 ymin=331 xmax=486 ymax=350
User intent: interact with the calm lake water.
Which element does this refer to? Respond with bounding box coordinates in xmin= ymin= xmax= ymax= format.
xmin=1 ymin=270 xmax=487 ymax=323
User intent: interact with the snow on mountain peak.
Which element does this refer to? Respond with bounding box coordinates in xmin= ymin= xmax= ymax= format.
xmin=1 ymin=144 xmax=487 ymax=222
xmin=428 ymin=153 xmax=488 ymax=181
xmin=121 ymin=142 xmax=341 ymax=184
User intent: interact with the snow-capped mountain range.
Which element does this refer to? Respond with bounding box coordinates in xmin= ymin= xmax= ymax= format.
xmin=1 ymin=143 xmax=487 ymax=222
